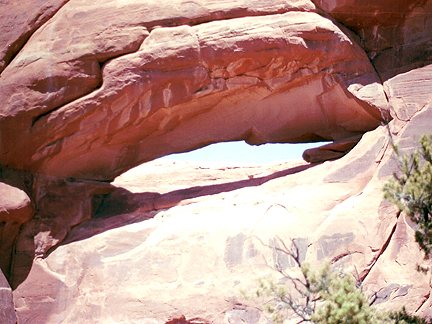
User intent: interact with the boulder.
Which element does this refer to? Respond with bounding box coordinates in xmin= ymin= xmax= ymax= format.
xmin=0 ymin=170 xmax=34 ymax=283
xmin=0 ymin=182 xmax=33 ymax=224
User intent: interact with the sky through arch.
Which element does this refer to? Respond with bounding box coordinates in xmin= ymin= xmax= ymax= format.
xmin=158 ymin=141 xmax=331 ymax=164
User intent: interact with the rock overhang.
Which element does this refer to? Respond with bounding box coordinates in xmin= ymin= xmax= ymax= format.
xmin=0 ymin=1 xmax=389 ymax=181
xmin=1 ymin=1 xmax=432 ymax=323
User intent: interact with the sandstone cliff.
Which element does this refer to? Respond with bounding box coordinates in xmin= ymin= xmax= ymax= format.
xmin=1 ymin=0 xmax=432 ymax=323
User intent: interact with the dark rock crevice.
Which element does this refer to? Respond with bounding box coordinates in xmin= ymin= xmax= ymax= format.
xmin=360 ymin=211 xmax=401 ymax=283
xmin=165 ymin=315 xmax=209 ymax=324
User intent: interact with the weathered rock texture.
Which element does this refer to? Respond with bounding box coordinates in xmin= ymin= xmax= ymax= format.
xmin=0 ymin=0 xmax=388 ymax=180
xmin=0 ymin=0 xmax=70 ymax=74
xmin=0 ymin=268 xmax=16 ymax=324
xmin=11 ymin=115 xmax=432 ymax=323
xmin=1 ymin=0 xmax=432 ymax=323
xmin=0 ymin=168 xmax=34 ymax=292
xmin=312 ymin=0 xmax=432 ymax=79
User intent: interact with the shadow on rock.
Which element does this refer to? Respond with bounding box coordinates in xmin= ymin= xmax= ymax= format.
xmin=57 ymin=162 xmax=317 ymax=249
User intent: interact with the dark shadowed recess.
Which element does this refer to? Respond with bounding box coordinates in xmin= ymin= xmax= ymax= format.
xmin=165 ymin=315 xmax=209 ymax=324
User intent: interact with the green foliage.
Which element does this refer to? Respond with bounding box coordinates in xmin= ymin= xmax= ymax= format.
xmin=249 ymin=262 xmax=431 ymax=324
xmin=311 ymin=269 xmax=374 ymax=324
xmin=389 ymin=307 xmax=432 ymax=324
xmin=245 ymin=237 xmax=430 ymax=324
xmin=383 ymin=133 xmax=432 ymax=258
xmin=248 ymin=261 xmax=379 ymax=324
xmin=247 ymin=262 xmax=328 ymax=323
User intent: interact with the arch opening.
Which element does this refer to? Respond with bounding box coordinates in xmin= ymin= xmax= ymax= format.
xmin=157 ymin=141 xmax=332 ymax=165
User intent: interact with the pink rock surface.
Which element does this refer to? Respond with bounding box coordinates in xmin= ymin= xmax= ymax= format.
xmin=8 ymin=174 xmax=115 ymax=291
xmin=0 ymin=182 xmax=33 ymax=224
xmin=0 ymin=0 xmax=387 ymax=180
xmin=384 ymin=64 xmax=432 ymax=122
xmin=312 ymin=0 xmax=432 ymax=79
xmin=12 ymin=114 xmax=432 ymax=323
xmin=0 ymin=0 xmax=69 ymax=73
xmin=1 ymin=0 xmax=432 ymax=323
xmin=0 ymin=268 xmax=16 ymax=324
xmin=0 ymin=172 xmax=34 ymax=284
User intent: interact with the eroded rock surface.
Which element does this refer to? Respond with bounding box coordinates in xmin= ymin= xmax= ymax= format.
xmin=0 ymin=0 xmax=388 ymax=180
xmin=12 ymin=114 xmax=432 ymax=323
xmin=0 ymin=0 xmax=70 ymax=74
xmin=0 ymin=269 xmax=16 ymax=324
xmin=1 ymin=0 xmax=432 ymax=323
xmin=0 ymin=168 xmax=34 ymax=286
xmin=312 ymin=0 xmax=432 ymax=79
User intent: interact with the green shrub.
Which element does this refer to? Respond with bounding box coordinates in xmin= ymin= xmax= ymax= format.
xmin=311 ymin=267 xmax=375 ymax=324
xmin=246 ymin=130 xmax=432 ymax=324
xmin=383 ymin=133 xmax=432 ymax=258
xmin=245 ymin=238 xmax=430 ymax=323
xmin=389 ymin=307 xmax=432 ymax=324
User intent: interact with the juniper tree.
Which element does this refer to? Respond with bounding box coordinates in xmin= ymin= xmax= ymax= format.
xmin=246 ymin=238 xmax=378 ymax=324
xmin=246 ymin=237 xmax=431 ymax=323
xmin=383 ymin=133 xmax=432 ymax=258
xmin=311 ymin=269 xmax=374 ymax=324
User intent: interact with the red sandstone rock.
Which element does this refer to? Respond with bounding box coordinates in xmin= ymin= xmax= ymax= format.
xmin=0 ymin=176 xmax=34 ymax=284
xmin=7 ymin=174 xmax=115 ymax=290
xmin=0 ymin=0 xmax=387 ymax=180
xmin=302 ymin=134 xmax=362 ymax=163
xmin=0 ymin=182 xmax=33 ymax=224
xmin=12 ymin=115 xmax=432 ymax=323
xmin=1 ymin=0 xmax=432 ymax=323
xmin=312 ymin=0 xmax=427 ymax=29
xmin=0 ymin=269 xmax=16 ymax=324
xmin=0 ymin=0 xmax=69 ymax=74
xmin=11 ymin=66 xmax=432 ymax=321
xmin=384 ymin=64 xmax=432 ymax=121
xmin=312 ymin=0 xmax=432 ymax=80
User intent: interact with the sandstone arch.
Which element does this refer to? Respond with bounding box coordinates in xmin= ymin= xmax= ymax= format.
xmin=0 ymin=0 xmax=388 ymax=181
xmin=1 ymin=1 xmax=432 ymax=323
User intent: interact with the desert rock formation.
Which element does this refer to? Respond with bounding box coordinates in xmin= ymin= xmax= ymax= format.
xmin=0 ymin=0 xmax=388 ymax=180
xmin=1 ymin=0 xmax=432 ymax=323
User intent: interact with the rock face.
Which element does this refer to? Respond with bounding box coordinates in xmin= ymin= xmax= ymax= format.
xmin=0 ymin=0 xmax=69 ymax=74
xmin=11 ymin=116 xmax=432 ymax=323
xmin=0 ymin=169 xmax=34 ymax=288
xmin=0 ymin=268 xmax=16 ymax=324
xmin=312 ymin=0 xmax=432 ymax=79
xmin=1 ymin=0 xmax=432 ymax=323
xmin=0 ymin=0 xmax=388 ymax=180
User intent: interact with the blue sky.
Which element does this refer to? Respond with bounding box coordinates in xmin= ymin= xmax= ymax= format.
xmin=159 ymin=141 xmax=329 ymax=164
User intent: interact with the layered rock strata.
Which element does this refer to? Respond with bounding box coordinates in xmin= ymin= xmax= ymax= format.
xmin=0 ymin=0 xmax=432 ymax=323
xmin=11 ymin=111 xmax=432 ymax=323
xmin=0 ymin=0 xmax=388 ymax=180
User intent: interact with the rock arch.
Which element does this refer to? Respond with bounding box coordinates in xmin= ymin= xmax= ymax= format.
xmin=0 ymin=0 xmax=388 ymax=181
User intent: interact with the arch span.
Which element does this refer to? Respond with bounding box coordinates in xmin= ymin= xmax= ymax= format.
xmin=0 ymin=2 xmax=388 ymax=180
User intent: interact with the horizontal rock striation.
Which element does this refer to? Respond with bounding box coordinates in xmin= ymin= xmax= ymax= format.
xmin=1 ymin=0 xmax=432 ymax=323
xmin=0 ymin=0 xmax=387 ymax=180
xmin=12 ymin=112 xmax=432 ymax=323
xmin=312 ymin=0 xmax=432 ymax=80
